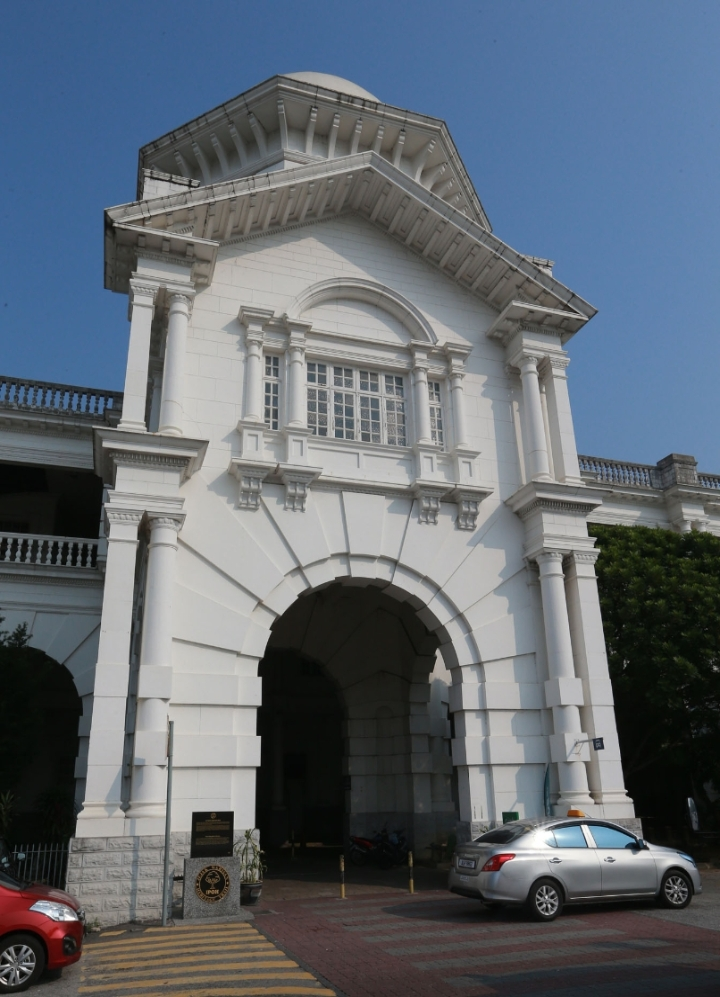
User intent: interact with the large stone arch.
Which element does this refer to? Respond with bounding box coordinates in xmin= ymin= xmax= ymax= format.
xmin=253 ymin=572 xmax=461 ymax=852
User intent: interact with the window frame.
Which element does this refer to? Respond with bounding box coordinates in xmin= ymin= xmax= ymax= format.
xmin=263 ymin=353 xmax=281 ymax=431
xmin=306 ymin=362 xmax=409 ymax=447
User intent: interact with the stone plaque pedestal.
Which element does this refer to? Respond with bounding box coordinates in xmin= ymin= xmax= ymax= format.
xmin=182 ymin=857 xmax=241 ymax=920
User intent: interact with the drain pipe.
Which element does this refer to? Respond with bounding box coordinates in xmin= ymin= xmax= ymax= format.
xmin=161 ymin=720 xmax=174 ymax=927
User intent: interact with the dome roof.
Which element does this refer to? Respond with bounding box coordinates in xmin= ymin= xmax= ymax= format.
xmin=284 ymin=72 xmax=379 ymax=102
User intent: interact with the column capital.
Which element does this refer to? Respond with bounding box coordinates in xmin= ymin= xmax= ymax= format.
xmin=129 ymin=277 xmax=161 ymax=305
xmin=166 ymin=288 xmax=195 ymax=313
xmin=239 ymin=306 xmax=274 ymax=335
xmin=282 ymin=315 xmax=312 ymax=340
xmin=565 ymin=548 xmax=600 ymax=566
xmin=146 ymin=512 xmax=185 ymax=533
xmin=443 ymin=342 xmax=471 ymax=373
xmin=535 ymin=549 xmax=566 ymax=569
xmin=410 ymin=342 xmax=430 ymax=369
xmin=538 ymin=353 xmax=570 ymax=375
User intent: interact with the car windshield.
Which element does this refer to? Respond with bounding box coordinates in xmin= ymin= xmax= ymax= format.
xmin=474 ymin=824 xmax=532 ymax=844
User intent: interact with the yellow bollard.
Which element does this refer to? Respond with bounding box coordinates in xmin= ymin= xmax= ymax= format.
xmin=408 ymin=850 xmax=414 ymax=894
xmin=340 ymin=853 xmax=346 ymax=899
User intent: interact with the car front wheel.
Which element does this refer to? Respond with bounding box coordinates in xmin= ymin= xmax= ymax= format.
xmin=0 ymin=933 xmax=46 ymax=993
xmin=658 ymin=870 xmax=693 ymax=909
xmin=526 ymin=878 xmax=563 ymax=922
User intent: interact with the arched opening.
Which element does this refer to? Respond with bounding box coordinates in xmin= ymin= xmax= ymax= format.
xmin=0 ymin=640 xmax=82 ymax=842
xmin=255 ymin=579 xmax=457 ymax=857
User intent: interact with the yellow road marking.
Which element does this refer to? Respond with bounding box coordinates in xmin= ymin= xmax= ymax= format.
xmin=87 ymin=948 xmax=282 ymax=969
xmin=79 ymin=971 xmax=320 ymax=993
xmin=79 ymin=961 xmax=300 ymax=991
xmin=86 ymin=964 xmax=315 ymax=981
xmin=97 ymin=930 xmax=127 ymax=937
xmin=81 ymin=990 xmax=334 ymax=997
xmin=91 ymin=928 xmax=255 ymax=950
xmin=142 ymin=924 xmax=256 ymax=934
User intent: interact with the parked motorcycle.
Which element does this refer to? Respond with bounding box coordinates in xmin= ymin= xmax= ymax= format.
xmin=348 ymin=825 xmax=409 ymax=868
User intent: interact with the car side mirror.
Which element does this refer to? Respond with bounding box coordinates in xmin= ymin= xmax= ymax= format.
xmin=636 ymin=839 xmax=648 ymax=850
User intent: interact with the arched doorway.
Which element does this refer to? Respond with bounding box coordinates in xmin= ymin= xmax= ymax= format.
xmin=255 ymin=580 xmax=457 ymax=855
xmin=0 ymin=639 xmax=82 ymax=842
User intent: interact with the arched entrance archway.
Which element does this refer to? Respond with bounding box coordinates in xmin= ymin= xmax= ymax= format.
xmin=0 ymin=640 xmax=82 ymax=841
xmin=255 ymin=579 xmax=457 ymax=854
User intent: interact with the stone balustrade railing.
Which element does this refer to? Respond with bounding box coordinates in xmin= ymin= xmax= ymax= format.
xmin=0 ymin=376 xmax=123 ymax=422
xmin=579 ymin=455 xmax=720 ymax=491
xmin=698 ymin=474 xmax=720 ymax=490
xmin=0 ymin=533 xmax=99 ymax=569
xmin=578 ymin=455 xmax=659 ymax=488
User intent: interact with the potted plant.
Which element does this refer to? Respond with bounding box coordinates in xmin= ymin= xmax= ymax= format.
xmin=235 ymin=828 xmax=266 ymax=905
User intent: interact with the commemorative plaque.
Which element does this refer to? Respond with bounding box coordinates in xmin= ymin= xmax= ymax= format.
xmin=190 ymin=811 xmax=234 ymax=858
xmin=182 ymin=856 xmax=242 ymax=919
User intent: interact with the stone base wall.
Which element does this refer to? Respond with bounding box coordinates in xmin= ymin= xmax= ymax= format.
xmin=66 ymin=830 xmax=253 ymax=927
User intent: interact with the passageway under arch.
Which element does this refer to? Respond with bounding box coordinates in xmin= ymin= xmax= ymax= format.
xmin=256 ymin=580 xmax=457 ymax=854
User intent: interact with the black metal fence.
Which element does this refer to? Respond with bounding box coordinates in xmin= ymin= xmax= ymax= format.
xmin=12 ymin=843 xmax=69 ymax=889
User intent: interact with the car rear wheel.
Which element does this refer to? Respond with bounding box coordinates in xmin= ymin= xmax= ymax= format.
xmin=658 ymin=870 xmax=693 ymax=909
xmin=0 ymin=933 xmax=46 ymax=993
xmin=526 ymin=878 xmax=563 ymax=922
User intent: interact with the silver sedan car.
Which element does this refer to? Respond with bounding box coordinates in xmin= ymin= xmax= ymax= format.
xmin=449 ymin=817 xmax=701 ymax=921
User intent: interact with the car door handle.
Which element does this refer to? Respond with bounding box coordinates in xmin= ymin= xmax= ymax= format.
xmin=604 ymin=857 xmax=616 ymax=863
xmin=549 ymin=857 xmax=562 ymax=863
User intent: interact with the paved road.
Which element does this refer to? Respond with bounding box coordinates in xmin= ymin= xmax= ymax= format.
xmin=35 ymin=868 xmax=720 ymax=997
xmin=256 ymin=876 xmax=720 ymax=997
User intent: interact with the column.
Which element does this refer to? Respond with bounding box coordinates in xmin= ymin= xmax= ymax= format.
xmin=286 ymin=333 xmax=307 ymax=427
xmin=450 ymin=370 xmax=468 ymax=447
xmin=517 ymin=354 xmax=552 ymax=481
xmin=412 ymin=351 xmax=432 ymax=444
xmin=158 ymin=291 xmax=193 ymax=436
xmin=239 ymin=308 xmax=273 ymax=423
xmin=564 ymin=551 xmax=635 ymax=815
xmin=126 ymin=514 xmax=182 ymax=823
xmin=541 ymin=355 xmax=582 ymax=482
xmin=244 ymin=334 xmax=264 ymax=422
xmin=118 ymin=280 xmax=158 ymax=432
xmin=536 ymin=551 xmax=594 ymax=810
xmin=76 ymin=507 xmax=142 ymax=834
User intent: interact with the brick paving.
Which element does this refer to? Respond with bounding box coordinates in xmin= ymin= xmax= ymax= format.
xmin=255 ymin=891 xmax=720 ymax=997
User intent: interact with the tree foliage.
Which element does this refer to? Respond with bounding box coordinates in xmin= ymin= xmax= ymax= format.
xmin=591 ymin=525 xmax=720 ymax=819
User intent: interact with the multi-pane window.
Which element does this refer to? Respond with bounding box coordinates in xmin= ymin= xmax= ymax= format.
xmin=263 ymin=355 xmax=280 ymax=430
xmin=428 ymin=381 xmax=444 ymax=447
xmin=307 ymin=364 xmax=407 ymax=446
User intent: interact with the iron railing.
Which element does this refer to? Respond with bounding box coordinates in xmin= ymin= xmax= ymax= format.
xmin=0 ymin=534 xmax=99 ymax=568
xmin=12 ymin=843 xmax=69 ymax=889
xmin=0 ymin=376 xmax=123 ymax=421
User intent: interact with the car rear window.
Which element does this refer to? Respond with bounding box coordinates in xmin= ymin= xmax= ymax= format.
xmin=474 ymin=825 xmax=530 ymax=844
xmin=543 ymin=824 xmax=588 ymax=848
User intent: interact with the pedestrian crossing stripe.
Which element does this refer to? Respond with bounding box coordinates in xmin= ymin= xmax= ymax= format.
xmin=81 ymin=922 xmax=337 ymax=996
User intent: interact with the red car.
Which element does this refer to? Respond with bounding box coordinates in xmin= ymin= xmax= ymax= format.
xmin=0 ymin=845 xmax=84 ymax=992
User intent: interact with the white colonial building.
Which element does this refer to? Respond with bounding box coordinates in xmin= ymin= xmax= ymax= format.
xmin=2 ymin=72 xmax=719 ymax=925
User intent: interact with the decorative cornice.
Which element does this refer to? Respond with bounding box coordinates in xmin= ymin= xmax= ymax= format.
xmin=93 ymin=427 xmax=208 ymax=485
xmin=506 ymin=479 xmax=604 ymax=521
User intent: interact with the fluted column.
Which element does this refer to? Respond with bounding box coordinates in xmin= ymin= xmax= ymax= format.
xmin=517 ymin=354 xmax=552 ymax=481
xmin=286 ymin=332 xmax=307 ymax=428
xmin=118 ymin=280 xmax=158 ymax=432
xmin=412 ymin=351 xmax=432 ymax=444
xmin=126 ymin=514 xmax=183 ymax=823
xmin=536 ymin=551 xmax=593 ymax=810
xmin=540 ymin=355 xmax=582 ymax=482
xmin=77 ymin=508 xmax=142 ymax=833
xmin=158 ymin=292 xmax=193 ymax=436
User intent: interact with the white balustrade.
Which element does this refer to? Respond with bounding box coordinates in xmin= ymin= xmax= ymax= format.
xmin=0 ymin=376 xmax=122 ymax=421
xmin=0 ymin=533 xmax=99 ymax=568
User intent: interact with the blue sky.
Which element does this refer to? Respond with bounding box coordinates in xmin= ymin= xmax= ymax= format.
xmin=1 ymin=1 xmax=718 ymax=469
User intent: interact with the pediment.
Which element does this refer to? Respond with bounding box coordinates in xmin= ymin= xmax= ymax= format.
xmin=105 ymin=154 xmax=595 ymax=344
